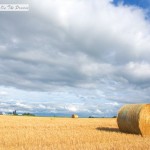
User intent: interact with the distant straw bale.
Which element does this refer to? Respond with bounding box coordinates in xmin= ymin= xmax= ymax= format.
xmin=117 ymin=104 xmax=150 ymax=136
xmin=72 ymin=114 xmax=78 ymax=118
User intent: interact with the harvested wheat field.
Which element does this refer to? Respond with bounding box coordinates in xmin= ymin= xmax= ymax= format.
xmin=0 ymin=116 xmax=150 ymax=150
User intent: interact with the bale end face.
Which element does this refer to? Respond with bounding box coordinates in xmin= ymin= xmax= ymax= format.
xmin=139 ymin=104 xmax=150 ymax=136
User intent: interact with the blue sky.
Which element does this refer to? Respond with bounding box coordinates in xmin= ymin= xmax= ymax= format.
xmin=113 ymin=0 xmax=150 ymax=8
xmin=113 ymin=0 xmax=150 ymax=18
xmin=0 ymin=0 xmax=150 ymax=117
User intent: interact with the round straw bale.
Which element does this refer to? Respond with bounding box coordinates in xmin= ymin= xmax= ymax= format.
xmin=117 ymin=104 xmax=150 ymax=136
xmin=72 ymin=114 xmax=78 ymax=118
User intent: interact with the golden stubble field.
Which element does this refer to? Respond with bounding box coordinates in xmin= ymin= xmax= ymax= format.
xmin=0 ymin=116 xmax=150 ymax=150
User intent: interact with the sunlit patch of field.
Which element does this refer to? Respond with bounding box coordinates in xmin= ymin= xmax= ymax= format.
xmin=0 ymin=116 xmax=149 ymax=150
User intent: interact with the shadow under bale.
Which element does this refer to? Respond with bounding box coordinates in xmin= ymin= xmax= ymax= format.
xmin=96 ymin=127 xmax=120 ymax=133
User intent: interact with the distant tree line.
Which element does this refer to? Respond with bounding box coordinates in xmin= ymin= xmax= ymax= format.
xmin=22 ymin=113 xmax=35 ymax=116
xmin=7 ymin=110 xmax=35 ymax=116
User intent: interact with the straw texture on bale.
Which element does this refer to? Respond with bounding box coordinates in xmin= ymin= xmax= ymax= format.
xmin=72 ymin=114 xmax=78 ymax=118
xmin=117 ymin=104 xmax=150 ymax=136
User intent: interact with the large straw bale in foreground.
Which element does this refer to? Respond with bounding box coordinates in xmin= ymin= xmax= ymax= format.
xmin=117 ymin=104 xmax=150 ymax=136
xmin=72 ymin=114 xmax=78 ymax=118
